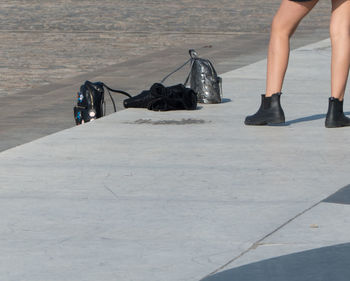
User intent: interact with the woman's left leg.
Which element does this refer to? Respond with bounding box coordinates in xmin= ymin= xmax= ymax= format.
xmin=330 ymin=0 xmax=350 ymax=100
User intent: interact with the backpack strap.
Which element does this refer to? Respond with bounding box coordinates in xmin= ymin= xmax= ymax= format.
xmin=160 ymin=49 xmax=199 ymax=85
xmin=100 ymin=82 xmax=132 ymax=112
xmin=160 ymin=58 xmax=192 ymax=84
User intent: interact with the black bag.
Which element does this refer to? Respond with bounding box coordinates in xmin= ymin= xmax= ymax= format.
xmin=161 ymin=49 xmax=222 ymax=104
xmin=123 ymin=83 xmax=197 ymax=111
xmin=73 ymin=81 xmax=131 ymax=125
xmin=187 ymin=50 xmax=222 ymax=104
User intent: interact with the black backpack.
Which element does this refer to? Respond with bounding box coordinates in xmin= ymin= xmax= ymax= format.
xmin=73 ymin=81 xmax=131 ymax=125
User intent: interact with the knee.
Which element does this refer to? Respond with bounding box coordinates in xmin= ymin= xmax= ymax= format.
xmin=330 ymin=21 xmax=350 ymax=40
xmin=270 ymin=16 xmax=296 ymax=39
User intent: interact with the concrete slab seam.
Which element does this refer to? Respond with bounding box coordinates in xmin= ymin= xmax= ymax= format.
xmin=200 ymin=199 xmax=324 ymax=280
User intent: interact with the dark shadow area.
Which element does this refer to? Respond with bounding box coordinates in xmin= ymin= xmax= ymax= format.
xmin=221 ymin=98 xmax=232 ymax=103
xmin=323 ymin=184 xmax=350 ymax=205
xmin=202 ymin=243 xmax=350 ymax=281
xmin=281 ymin=111 xmax=350 ymax=125
xmin=285 ymin=113 xmax=326 ymax=125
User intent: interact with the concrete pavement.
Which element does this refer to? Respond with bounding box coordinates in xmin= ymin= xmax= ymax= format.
xmin=1 ymin=38 xmax=350 ymax=281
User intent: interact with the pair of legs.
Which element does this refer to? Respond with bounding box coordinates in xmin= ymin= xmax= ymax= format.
xmin=266 ymin=0 xmax=350 ymax=100
xmin=245 ymin=0 xmax=350 ymax=127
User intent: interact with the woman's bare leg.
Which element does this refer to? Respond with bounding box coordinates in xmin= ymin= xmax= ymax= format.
xmin=266 ymin=0 xmax=318 ymax=97
xmin=330 ymin=0 xmax=350 ymax=101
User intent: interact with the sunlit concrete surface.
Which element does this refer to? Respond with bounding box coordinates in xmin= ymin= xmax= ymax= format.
xmin=1 ymin=39 xmax=350 ymax=281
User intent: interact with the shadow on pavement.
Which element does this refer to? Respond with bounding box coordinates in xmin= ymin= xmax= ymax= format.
xmin=286 ymin=113 xmax=326 ymax=125
xmin=323 ymin=184 xmax=350 ymax=205
xmin=281 ymin=111 xmax=350 ymax=125
xmin=202 ymin=243 xmax=350 ymax=281
xmin=221 ymin=98 xmax=232 ymax=103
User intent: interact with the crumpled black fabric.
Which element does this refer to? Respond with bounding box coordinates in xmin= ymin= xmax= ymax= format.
xmin=123 ymin=83 xmax=197 ymax=111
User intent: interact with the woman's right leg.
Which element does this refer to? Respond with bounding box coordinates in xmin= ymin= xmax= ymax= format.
xmin=325 ymin=0 xmax=350 ymax=128
xmin=266 ymin=0 xmax=319 ymax=97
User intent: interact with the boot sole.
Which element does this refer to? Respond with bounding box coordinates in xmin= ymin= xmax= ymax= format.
xmin=325 ymin=123 xmax=350 ymax=128
xmin=245 ymin=118 xmax=285 ymax=126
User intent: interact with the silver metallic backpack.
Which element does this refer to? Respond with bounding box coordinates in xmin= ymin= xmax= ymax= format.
xmin=161 ymin=49 xmax=223 ymax=104
xmin=186 ymin=50 xmax=222 ymax=104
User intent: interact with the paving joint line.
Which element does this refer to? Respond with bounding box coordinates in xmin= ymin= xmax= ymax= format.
xmin=199 ymin=199 xmax=324 ymax=280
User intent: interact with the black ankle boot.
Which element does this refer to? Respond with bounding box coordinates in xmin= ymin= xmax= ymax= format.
xmin=245 ymin=92 xmax=285 ymax=125
xmin=325 ymin=97 xmax=350 ymax=128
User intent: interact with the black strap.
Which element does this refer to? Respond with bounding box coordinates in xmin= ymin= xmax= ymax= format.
xmin=160 ymin=58 xmax=192 ymax=84
xmin=184 ymin=59 xmax=195 ymax=87
xmin=100 ymin=82 xmax=133 ymax=113
xmin=102 ymin=83 xmax=132 ymax=98
xmin=160 ymin=49 xmax=199 ymax=85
